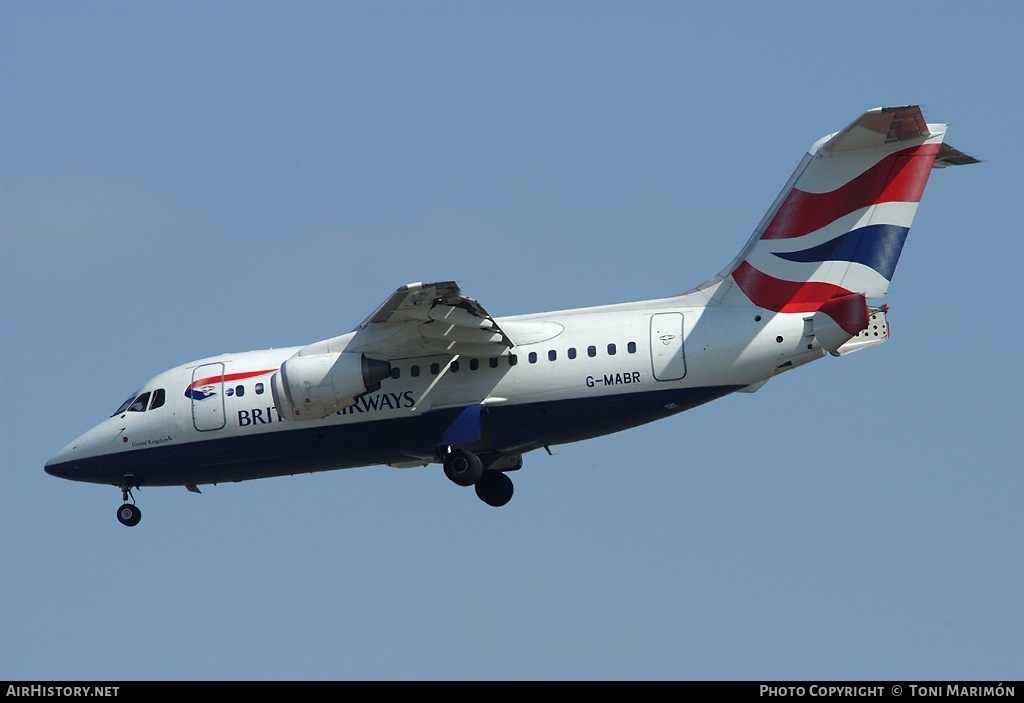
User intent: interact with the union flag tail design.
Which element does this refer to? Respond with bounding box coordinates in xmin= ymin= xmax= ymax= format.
xmin=711 ymin=106 xmax=977 ymax=312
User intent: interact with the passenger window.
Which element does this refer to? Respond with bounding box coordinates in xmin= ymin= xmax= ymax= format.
xmin=149 ymin=389 xmax=166 ymax=410
xmin=430 ymin=363 xmax=440 ymax=375
xmin=235 ymin=385 xmax=245 ymax=397
xmin=548 ymin=350 xmax=557 ymax=361
xmin=607 ymin=343 xmax=617 ymax=356
xmin=587 ymin=345 xmax=597 ymax=358
xmin=411 ymin=365 xmax=421 ymax=377
xmin=451 ymin=361 xmax=460 ymax=372
xmin=508 ymin=354 xmax=518 ymax=366
xmin=568 ymin=348 xmax=577 ymax=359
xmin=470 ymin=358 xmax=479 ymax=371
xmin=128 ymin=392 xmax=151 ymax=412
xmin=489 ymin=358 xmax=499 ymax=369
xmin=390 ymin=367 xmax=401 ymax=380
xmin=255 ymin=382 xmax=264 ymax=395
xmin=528 ymin=352 xmax=538 ymax=364
xmin=627 ymin=341 xmax=637 ymax=354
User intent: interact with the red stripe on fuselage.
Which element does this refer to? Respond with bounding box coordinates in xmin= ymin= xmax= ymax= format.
xmin=188 ymin=368 xmax=277 ymax=391
xmin=731 ymin=261 xmax=853 ymax=313
xmin=761 ymin=143 xmax=940 ymax=240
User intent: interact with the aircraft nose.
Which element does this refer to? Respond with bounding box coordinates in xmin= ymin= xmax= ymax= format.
xmin=44 ymin=429 xmax=95 ymax=480
xmin=45 ymin=444 xmax=77 ymax=478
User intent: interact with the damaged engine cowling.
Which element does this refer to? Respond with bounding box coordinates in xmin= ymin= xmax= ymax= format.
xmin=271 ymin=351 xmax=392 ymax=421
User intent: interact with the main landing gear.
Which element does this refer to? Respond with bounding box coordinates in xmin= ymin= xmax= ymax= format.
xmin=474 ymin=470 xmax=514 ymax=508
xmin=442 ymin=447 xmax=515 ymax=507
xmin=116 ymin=485 xmax=141 ymax=527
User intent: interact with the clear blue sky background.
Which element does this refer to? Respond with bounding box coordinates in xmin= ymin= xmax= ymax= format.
xmin=2 ymin=1 xmax=1021 ymax=681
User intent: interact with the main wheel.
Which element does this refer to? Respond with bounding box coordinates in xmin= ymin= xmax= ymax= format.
xmin=475 ymin=471 xmax=514 ymax=507
xmin=117 ymin=503 xmax=141 ymax=527
xmin=443 ymin=448 xmax=483 ymax=486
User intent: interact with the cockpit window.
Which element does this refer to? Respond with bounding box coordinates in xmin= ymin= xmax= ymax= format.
xmin=112 ymin=388 xmax=165 ymax=416
xmin=112 ymin=392 xmax=141 ymax=416
xmin=128 ymin=392 xmax=151 ymax=412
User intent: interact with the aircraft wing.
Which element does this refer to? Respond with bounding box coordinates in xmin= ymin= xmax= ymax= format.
xmin=346 ymin=281 xmax=514 ymax=360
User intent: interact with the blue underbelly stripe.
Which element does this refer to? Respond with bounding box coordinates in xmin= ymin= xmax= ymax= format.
xmin=46 ymin=385 xmax=743 ymax=486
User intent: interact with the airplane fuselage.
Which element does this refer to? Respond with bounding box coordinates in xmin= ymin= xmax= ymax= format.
xmin=45 ymin=301 xmax=823 ymax=488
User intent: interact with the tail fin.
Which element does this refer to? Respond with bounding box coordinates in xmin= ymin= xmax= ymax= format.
xmin=708 ymin=106 xmax=977 ymax=312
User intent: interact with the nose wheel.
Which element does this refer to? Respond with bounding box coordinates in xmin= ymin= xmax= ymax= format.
xmin=116 ymin=486 xmax=141 ymax=527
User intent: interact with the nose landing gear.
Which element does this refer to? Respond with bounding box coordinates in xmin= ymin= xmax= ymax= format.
xmin=116 ymin=486 xmax=141 ymax=527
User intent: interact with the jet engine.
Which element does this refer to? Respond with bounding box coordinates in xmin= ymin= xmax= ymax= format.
xmin=271 ymin=351 xmax=392 ymax=421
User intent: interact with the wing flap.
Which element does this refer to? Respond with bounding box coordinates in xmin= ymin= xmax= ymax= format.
xmin=350 ymin=281 xmax=513 ymax=360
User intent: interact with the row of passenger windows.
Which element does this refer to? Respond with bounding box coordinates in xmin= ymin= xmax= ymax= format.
xmin=389 ymin=341 xmax=638 ymax=379
xmin=540 ymin=341 xmax=637 ymax=362
xmin=225 ymin=383 xmax=265 ymax=397
xmin=115 ymin=341 xmax=640 ymax=414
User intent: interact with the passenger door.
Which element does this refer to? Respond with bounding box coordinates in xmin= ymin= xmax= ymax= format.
xmin=190 ymin=363 xmax=226 ymax=431
xmin=650 ymin=312 xmax=686 ymax=381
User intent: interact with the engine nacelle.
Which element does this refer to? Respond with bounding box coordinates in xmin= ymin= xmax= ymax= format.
xmin=811 ymin=293 xmax=870 ymax=354
xmin=271 ymin=352 xmax=392 ymax=421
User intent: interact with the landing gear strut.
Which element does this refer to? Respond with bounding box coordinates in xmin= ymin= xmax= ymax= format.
xmin=117 ymin=486 xmax=141 ymax=527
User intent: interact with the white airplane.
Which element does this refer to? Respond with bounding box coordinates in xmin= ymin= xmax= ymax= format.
xmin=45 ymin=105 xmax=977 ymax=526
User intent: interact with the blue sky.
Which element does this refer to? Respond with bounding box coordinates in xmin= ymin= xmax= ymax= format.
xmin=2 ymin=1 xmax=1021 ymax=681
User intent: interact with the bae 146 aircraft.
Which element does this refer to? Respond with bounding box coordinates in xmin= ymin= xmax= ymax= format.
xmin=45 ymin=105 xmax=977 ymax=526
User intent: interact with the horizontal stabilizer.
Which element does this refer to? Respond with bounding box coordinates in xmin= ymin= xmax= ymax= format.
xmin=933 ymin=143 xmax=981 ymax=168
xmin=819 ymin=105 xmax=931 ymax=154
